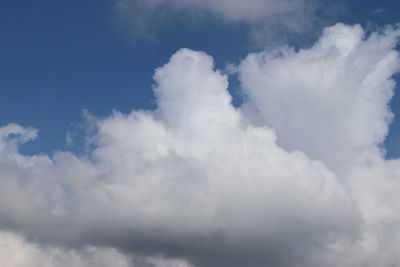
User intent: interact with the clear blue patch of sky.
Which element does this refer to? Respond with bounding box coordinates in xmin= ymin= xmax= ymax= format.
xmin=1 ymin=0 xmax=400 ymax=158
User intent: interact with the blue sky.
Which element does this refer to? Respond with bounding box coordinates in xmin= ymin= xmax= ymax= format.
xmin=1 ymin=0 xmax=400 ymax=157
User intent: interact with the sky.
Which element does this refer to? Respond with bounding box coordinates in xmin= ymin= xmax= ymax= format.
xmin=2 ymin=0 xmax=400 ymax=158
xmin=1 ymin=1 xmax=400 ymax=267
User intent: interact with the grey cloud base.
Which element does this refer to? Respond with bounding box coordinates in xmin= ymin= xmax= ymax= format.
xmin=1 ymin=23 xmax=400 ymax=267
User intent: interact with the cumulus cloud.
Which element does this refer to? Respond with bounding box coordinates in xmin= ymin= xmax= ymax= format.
xmin=0 ymin=231 xmax=131 ymax=267
xmin=1 ymin=23 xmax=400 ymax=267
xmin=237 ymin=23 xmax=400 ymax=267
xmin=112 ymin=0 xmax=320 ymax=42
xmin=0 ymin=230 xmax=192 ymax=267
xmin=239 ymin=23 xmax=400 ymax=172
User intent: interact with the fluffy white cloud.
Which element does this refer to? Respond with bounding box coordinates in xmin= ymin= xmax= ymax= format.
xmin=1 ymin=23 xmax=400 ymax=267
xmin=0 ymin=231 xmax=131 ymax=267
xmin=240 ymin=23 xmax=400 ymax=172
xmin=0 ymin=230 xmax=192 ymax=267
xmin=238 ymin=23 xmax=400 ymax=266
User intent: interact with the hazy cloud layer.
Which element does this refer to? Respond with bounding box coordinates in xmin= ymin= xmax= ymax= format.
xmin=113 ymin=0 xmax=320 ymax=42
xmin=1 ymin=23 xmax=400 ymax=267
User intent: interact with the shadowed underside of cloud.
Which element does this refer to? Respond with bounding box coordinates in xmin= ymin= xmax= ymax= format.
xmin=1 ymin=23 xmax=400 ymax=267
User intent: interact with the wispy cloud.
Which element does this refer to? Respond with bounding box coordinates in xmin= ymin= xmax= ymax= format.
xmin=112 ymin=0 xmax=325 ymax=44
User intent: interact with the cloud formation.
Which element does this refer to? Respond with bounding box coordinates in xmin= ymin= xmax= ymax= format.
xmin=1 ymin=23 xmax=400 ymax=267
xmin=0 ymin=231 xmax=131 ymax=267
xmin=240 ymin=23 xmax=400 ymax=172
xmin=113 ymin=0 xmax=320 ymax=42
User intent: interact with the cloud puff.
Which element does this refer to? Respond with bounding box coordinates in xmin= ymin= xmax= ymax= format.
xmin=239 ymin=23 xmax=400 ymax=172
xmin=0 ymin=230 xmax=190 ymax=267
xmin=1 ymin=23 xmax=400 ymax=267
xmin=0 ymin=231 xmax=129 ymax=267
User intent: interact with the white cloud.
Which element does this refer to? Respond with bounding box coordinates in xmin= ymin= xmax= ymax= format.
xmin=0 ymin=230 xmax=192 ymax=267
xmin=0 ymin=231 xmax=131 ymax=267
xmin=1 ymin=23 xmax=400 ymax=267
xmin=239 ymin=23 xmax=400 ymax=173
